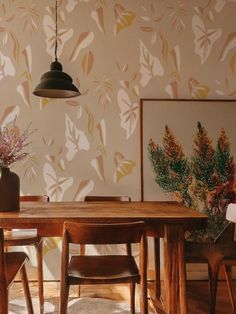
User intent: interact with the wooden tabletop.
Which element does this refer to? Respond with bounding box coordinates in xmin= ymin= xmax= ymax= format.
xmin=0 ymin=201 xmax=207 ymax=237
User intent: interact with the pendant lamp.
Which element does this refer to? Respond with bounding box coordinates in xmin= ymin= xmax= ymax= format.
xmin=33 ymin=0 xmax=80 ymax=98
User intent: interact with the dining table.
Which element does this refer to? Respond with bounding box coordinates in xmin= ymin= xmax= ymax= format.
xmin=0 ymin=201 xmax=207 ymax=314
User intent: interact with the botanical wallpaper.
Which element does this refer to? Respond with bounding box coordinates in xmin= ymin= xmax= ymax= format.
xmin=0 ymin=0 xmax=236 ymax=278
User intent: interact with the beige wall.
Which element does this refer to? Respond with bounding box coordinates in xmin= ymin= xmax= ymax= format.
xmin=0 ymin=0 xmax=235 ymax=201
xmin=1 ymin=0 xmax=236 ymax=279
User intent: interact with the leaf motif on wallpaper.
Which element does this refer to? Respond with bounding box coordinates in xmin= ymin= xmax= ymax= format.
xmin=66 ymin=0 xmax=78 ymax=13
xmin=42 ymin=136 xmax=54 ymax=147
xmin=0 ymin=29 xmax=8 ymax=46
xmin=17 ymin=81 xmax=31 ymax=108
xmin=139 ymin=40 xmax=164 ymax=87
xmin=159 ymin=32 xmax=169 ymax=63
xmin=0 ymin=106 xmax=19 ymax=127
xmin=73 ymin=179 xmax=94 ymax=201
xmin=171 ymin=45 xmax=181 ymax=73
xmin=96 ymin=119 xmax=107 ymax=148
xmin=91 ymin=155 xmax=105 ymax=181
xmin=192 ymin=15 xmax=222 ymax=64
xmin=43 ymin=15 xmax=73 ymax=58
xmin=165 ymin=81 xmax=178 ymax=99
xmin=39 ymin=98 xmax=54 ymax=109
xmin=214 ymin=0 xmax=236 ymax=13
xmin=0 ymin=52 xmax=15 ymax=80
xmin=113 ymin=4 xmax=136 ymax=35
xmin=167 ymin=2 xmax=187 ymax=33
xmin=85 ymin=107 xmax=95 ymax=137
xmin=114 ymin=152 xmax=136 ymax=183
xmin=22 ymin=45 xmax=32 ymax=73
xmin=140 ymin=26 xmax=154 ymax=33
xmin=10 ymin=32 xmax=20 ymax=63
xmin=117 ymin=89 xmax=138 ymax=139
xmin=81 ymin=50 xmax=94 ymax=76
xmin=94 ymin=75 xmax=113 ymax=108
xmin=20 ymin=154 xmax=39 ymax=183
xmin=43 ymin=163 xmax=73 ymax=201
xmin=65 ymin=114 xmax=90 ymax=161
xmin=218 ymin=33 xmax=236 ymax=62
xmin=58 ymin=159 xmax=66 ymax=172
xmin=43 ymin=237 xmax=61 ymax=255
xmin=65 ymin=100 xmax=81 ymax=107
xmin=91 ymin=7 xmax=105 ymax=33
xmin=19 ymin=1 xmax=38 ymax=34
xmin=132 ymin=85 xmax=140 ymax=98
xmin=70 ymin=32 xmax=94 ymax=62
xmin=188 ymin=78 xmax=210 ymax=99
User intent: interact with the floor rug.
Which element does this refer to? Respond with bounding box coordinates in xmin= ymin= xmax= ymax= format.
xmin=9 ymin=297 xmax=140 ymax=313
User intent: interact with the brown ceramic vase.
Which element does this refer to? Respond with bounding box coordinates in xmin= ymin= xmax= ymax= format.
xmin=0 ymin=167 xmax=20 ymax=212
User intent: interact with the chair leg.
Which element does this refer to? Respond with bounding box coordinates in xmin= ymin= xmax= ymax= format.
xmin=223 ymin=264 xmax=236 ymax=312
xmin=154 ymin=237 xmax=161 ymax=299
xmin=77 ymin=244 xmax=86 ymax=297
xmin=59 ymin=282 xmax=70 ymax=314
xmin=0 ymin=284 xmax=8 ymax=314
xmin=208 ymin=258 xmax=222 ymax=314
xmin=130 ymin=283 xmax=135 ymax=314
xmin=36 ymin=239 xmax=44 ymax=314
xmin=20 ymin=264 xmax=34 ymax=314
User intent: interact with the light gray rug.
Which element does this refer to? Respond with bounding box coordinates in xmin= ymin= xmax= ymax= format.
xmin=9 ymin=297 xmax=140 ymax=313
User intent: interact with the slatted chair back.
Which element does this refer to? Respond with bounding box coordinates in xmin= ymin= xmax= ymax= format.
xmin=20 ymin=195 xmax=49 ymax=202
xmin=84 ymin=195 xmax=131 ymax=202
xmin=63 ymin=221 xmax=145 ymax=246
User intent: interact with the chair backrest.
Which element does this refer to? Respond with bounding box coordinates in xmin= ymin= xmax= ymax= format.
xmin=63 ymin=221 xmax=145 ymax=246
xmin=84 ymin=195 xmax=131 ymax=202
xmin=20 ymin=195 xmax=49 ymax=202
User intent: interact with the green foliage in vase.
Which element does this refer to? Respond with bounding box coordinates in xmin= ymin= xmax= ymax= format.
xmin=148 ymin=122 xmax=236 ymax=242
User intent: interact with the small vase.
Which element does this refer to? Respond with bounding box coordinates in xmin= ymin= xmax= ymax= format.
xmin=0 ymin=167 xmax=20 ymax=212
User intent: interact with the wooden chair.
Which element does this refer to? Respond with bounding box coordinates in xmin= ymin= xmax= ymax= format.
xmin=82 ymin=195 xmax=133 ymax=297
xmin=185 ymin=222 xmax=236 ymax=314
xmin=0 ymin=227 xmax=33 ymax=314
xmin=59 ymin=221 xmax=148 ymax=314
xmin=4 ymin=195 xmax=49 ymax=314
xmin=83 ymin=195 xmax=132 ymax=255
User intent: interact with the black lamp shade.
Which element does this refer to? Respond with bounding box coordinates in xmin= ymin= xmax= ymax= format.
xmin=33 ymin=61 xmax=80 ymax=98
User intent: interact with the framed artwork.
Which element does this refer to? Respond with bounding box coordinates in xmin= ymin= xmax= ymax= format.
xmin=140 ymin=98 xmax=236 ymax=202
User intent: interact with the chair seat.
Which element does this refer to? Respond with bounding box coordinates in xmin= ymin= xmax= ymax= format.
xmin=68 ymin=255 xmax=140 ymax=283
xmin=4 ymin=229 xmax=40 ymax=246
xmin=5 ymin=251 xmax=29 ymax=286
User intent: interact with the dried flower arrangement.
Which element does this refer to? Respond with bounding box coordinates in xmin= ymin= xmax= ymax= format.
xmin=0 ymin=118 xmax=35 ymax=168
xmin=148 ymin=122 xmax=236 ymax=242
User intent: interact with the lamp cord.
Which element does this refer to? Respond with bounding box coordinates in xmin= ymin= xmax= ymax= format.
xmin=55 ymin=0 xmax=58 ymax=61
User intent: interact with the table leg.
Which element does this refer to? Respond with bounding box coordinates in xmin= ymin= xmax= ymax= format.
xmin=178 ymin=227 xmax=187 ymax=314
xmin=163 ymin=224 xmax=187 ymax=314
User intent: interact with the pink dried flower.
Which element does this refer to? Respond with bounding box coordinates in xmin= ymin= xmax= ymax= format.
xmin=0 ymin=118 xmax=36 ymax=167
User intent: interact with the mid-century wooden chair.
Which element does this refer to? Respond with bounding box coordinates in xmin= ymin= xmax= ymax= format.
xmin=0 ymin=227 xmax=33 ymax=314
xmin=59 ymin=221 xmax=148 ymax=314
xmin=185 ymin=222 xmax=236 ymax=314
xmin=83 ymin=195 xmax=132 ymax=254
xmin=82 ymin=195 xmax=133 ymax=297
xmin=4 ymin=195 xmax=49 ymax=314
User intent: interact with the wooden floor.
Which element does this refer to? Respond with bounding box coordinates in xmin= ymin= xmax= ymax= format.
xmin=9 ymin=280 xmax=236 ymax=313
xmin=148 ymin=280 xmax=236 ymax=314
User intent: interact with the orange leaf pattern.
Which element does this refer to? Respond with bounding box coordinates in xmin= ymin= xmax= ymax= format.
xmin=114 ymin=4 xmax=136 ymax=35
